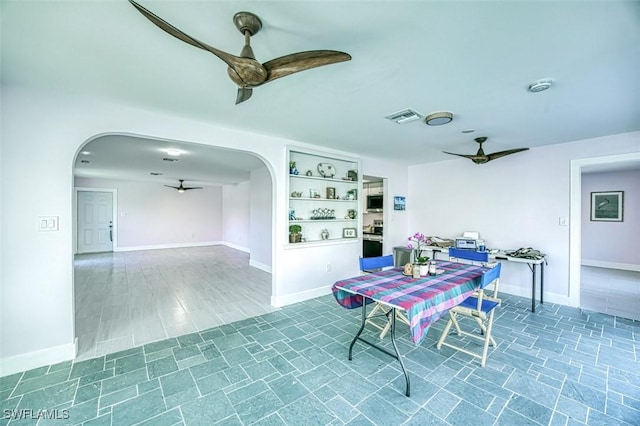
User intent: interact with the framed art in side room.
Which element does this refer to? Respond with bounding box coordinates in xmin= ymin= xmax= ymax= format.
xmin=590 ymin=191 xmax=623 ymax=221
xmin=343 ymin=228 xmax=357 ymax=238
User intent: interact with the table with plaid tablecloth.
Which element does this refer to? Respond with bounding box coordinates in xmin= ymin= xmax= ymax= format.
xmin=332 ymin=260 xmax=489 ymax=396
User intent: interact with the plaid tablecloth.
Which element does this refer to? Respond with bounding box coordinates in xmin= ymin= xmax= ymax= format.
xmin=332 ymin=261 xmax=487 ymax=345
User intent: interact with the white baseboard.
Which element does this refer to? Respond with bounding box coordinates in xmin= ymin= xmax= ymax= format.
xmin=114 ymin=241 xmax=222 ymax=252
xmin=0 ymin=340 xmax=77 ymax=378
xmin=498 ymin=282 xmax=570 ymax=307
xmin=271 ymin=286 xmax=332 ymax=308
xmin=250 ymin=259 xmax=272 ymax=273
xmin=581 ymin=259 xmax=640 ymax=272
xmin=221 ymin=242 xmax=250 ymax=253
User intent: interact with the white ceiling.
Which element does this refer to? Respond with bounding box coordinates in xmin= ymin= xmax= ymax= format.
xmin=2 ymin=1 xmax=640 ymax=186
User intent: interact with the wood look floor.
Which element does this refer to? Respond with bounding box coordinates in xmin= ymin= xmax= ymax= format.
xmin=74 ymin=246 xmax=277 ymax=361
xmin=580 ymin=266 xmax=640 ymax=321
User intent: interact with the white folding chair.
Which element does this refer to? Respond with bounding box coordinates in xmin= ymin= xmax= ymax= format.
xmin=437 ymin=258 xmax=501 ymax=367
xmin=359 ymin=255 xmax=410 ymax=338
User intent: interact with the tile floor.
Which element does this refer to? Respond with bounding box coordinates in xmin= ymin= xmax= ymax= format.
xmin=2 ymin=291 xmax=639 ymax=425
xmin=74 ymin=247 xmax=278 ymax=361
xmin=580 ymin=266 xmax=640 ymax=321
xmin=2 ymin=249 xmax=639 ymax=425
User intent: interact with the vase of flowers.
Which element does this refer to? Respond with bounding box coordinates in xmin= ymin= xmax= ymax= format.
xmin=407 ymin=232 xmax=432 ymax=276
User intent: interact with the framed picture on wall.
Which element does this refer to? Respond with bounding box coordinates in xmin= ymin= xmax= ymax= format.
xmin=590 ymin=191 xmax=623 ymax=222
xmin=394 ymin=196 xmax=406 ymax=210
xmin=343 ymin=228 xmax=357 ymax=238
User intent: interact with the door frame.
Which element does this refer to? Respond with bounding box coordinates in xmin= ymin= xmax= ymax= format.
xmin=73 ymin=187 xmax=118 ymax=254
xmin=569 ymin=151 xmax=640 ymax=308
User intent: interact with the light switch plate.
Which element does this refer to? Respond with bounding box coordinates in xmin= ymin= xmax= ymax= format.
xmin=38 ymin=216 xmax=59 ymax=231
xmin=559 ymin=217 xmax=568 ymax=226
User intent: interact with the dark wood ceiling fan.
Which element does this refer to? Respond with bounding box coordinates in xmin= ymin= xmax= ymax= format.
xmin=128 ymin=0 xmax=351 ymax=104
xmin=164 ymin=180 xmax=202 ymax=193
xmin=443 ymin=137 xmax=529 ymax=164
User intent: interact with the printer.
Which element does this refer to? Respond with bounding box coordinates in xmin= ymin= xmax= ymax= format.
xmin=455 ymin=231 xmax=485 ymax=251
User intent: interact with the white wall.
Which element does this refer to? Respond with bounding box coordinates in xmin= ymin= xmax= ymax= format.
xmin=0 ymin=86 xmax=367 ymax=375
xmin=250 ymin=167 xmax=273 ymax=272
xmin=408 ymin=132 xmax=640 ymax=304
xmin=222 ymin=181 xmax=251 ymax=252
xmin=75 ymin=177 xmax=223 ymax=249
xmin=581 ymin=169 xmax=640 ymax=268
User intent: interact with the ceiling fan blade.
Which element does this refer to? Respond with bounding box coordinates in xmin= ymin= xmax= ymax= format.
xmin=164 ymin=185 xmax=180 ymax=189
xmin=486 ymin=148 xmax=529 ymax=162
xmin=128 ymin=0 xmax=263 ymax=84
xmin=262 ymin=50 xmax=352 ymax=83
xmin=182 ymin=187 xmax=203 ymax=191
xmin=235 ymin=87 xmax=253 ymax=104
xmin=443 ymin=151 xmax=482 ymax=160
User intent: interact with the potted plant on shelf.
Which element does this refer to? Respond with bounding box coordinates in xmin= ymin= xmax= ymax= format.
xmin=289 ymin=161 xmax=299 ymax=175
xmin=289 ymin=224 xmax=302 ymax=243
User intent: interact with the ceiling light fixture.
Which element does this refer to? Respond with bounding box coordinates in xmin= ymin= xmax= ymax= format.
xmin=528 ymin=79 xmax=553 ymax=93
xmin=166 ymin=149 xmax=181 ymax=156
xmin=425 ymin=111 xmax=453 ymax=126
xmin=81 ymin=151 xmax=91 ymax=155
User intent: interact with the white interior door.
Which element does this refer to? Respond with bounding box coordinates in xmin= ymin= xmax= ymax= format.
xmin=77 ymin=191 xmax=113 ymax=253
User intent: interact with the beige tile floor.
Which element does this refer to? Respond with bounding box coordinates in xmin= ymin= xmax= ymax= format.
xmin=580 ymin=265 xmax=640 ymax=321
xmin=74 ymin=246 xmax=277 ymax=361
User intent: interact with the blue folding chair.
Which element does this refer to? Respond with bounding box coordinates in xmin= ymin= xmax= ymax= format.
xmin=448 ymin=248 xmax=498 ymax=298
xmin=359 ymin=255 xmax=410 ymax=338
xmin=448 ymin=247 xmax=489 ymax=264
xmin=437 ymin=261 xmax=502 ymax=367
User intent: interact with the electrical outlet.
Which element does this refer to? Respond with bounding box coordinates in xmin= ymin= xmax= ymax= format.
xmin=326 ymin=263 xmax=332 ymax=272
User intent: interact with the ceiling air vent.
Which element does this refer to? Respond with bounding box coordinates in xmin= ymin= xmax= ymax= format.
xmin=385 ymin=108 xmax=422 ymax=124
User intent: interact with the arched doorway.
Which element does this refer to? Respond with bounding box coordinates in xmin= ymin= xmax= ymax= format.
xmin=72 ymin=133 xmax=276 ymax=360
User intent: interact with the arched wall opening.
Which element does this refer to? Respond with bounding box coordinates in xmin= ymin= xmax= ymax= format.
xmin=71 ymin=132 xmax=276 ymax=359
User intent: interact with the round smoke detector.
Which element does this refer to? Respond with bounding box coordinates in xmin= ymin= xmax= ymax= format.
xmin=528 ymin=79 xmax=553 ymax=93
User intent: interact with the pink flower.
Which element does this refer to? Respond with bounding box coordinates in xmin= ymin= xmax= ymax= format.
xmin=408 ymin=232 xmax=432 ymax=263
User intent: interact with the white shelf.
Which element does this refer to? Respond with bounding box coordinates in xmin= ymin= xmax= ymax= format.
xmin=288 ymin=147 xmax=361 ymax=245
xmin=290 ymin=219 xmax=357 ymax=223
xmin=284 ymin=238 xmax=360 ymax=249
xmin=289 ymin=197 xmax=356 ymax=202
xmin=290 ymin=174 xmax=357 ymax=184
